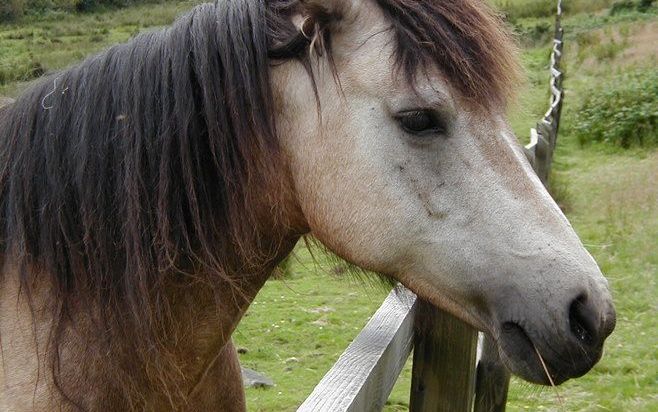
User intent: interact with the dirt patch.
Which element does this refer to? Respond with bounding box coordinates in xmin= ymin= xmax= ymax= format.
xmin=576 ymin=20 xmax=658 ymax=69
xmin=600 ymin=153 xmax=658 ymax=205
xmin=621 ymin=21 xmax=658 ymax=65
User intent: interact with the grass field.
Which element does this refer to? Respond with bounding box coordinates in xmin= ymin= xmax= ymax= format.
xmin=1 ymin=1 xmax=656 ymax=411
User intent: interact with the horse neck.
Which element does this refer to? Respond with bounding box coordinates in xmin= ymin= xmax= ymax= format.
xmin=215 ymin=234 xmax=301 ymax=335
xmin=0 ymin=231 xmax=300 ymax=410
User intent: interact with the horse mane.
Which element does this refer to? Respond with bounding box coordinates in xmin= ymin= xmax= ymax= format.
xmin=0 ymin=0 xmax=518 ymax=409
xmin=0 ymin=1 xmax=305 ymax=407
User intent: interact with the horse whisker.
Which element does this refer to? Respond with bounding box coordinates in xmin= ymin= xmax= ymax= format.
xmin=533 ymin=344 xmax=565 ymax=411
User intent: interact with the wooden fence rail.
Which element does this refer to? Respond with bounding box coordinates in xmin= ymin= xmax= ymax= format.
xmin=299 ymin=1 xmax=565 ymax=411
xmin=524 ymin=0 xmax=565 ymax=185
xmin=298 ymin=286 xmax=417 ymax=412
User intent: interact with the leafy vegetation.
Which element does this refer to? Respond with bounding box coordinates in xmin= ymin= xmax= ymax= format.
xmin=0 ymin=0 xmax=656 ymax=411
xmin=2 ymin=0 xmax=77 ymax=22
xmin=611 ymin=0 xmax=656 ymax=15
xmin=574 ymin=70 xmax=658 ymax=147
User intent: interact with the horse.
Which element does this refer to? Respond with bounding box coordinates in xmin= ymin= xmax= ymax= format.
xmin=0 ymin=0 xmax=616 ymax=410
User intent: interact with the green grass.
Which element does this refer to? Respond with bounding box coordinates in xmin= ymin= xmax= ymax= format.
xmin=0 ymin=0 xmax=205 ymax=95
xmin=1 ymin=1 xmax=657 ymax=411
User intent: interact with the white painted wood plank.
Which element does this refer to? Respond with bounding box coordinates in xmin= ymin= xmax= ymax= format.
xmin=297 ymin=285 xmax=417 ymax=412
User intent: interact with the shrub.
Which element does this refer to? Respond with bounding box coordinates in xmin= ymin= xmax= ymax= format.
xmin=610 ymin=0 xmax=636 ymax=14
xmin=75 ymin=0 xmax=125 ymax=13
xmin=0 ymin=0 xmax=77 ymax=22
xmin=574 ymin=69 xmax=658 ymax=147
xmin=75 ymin=0 xmax=163 ymax=13
xmin=610 ymin=0 xmax=656 ymax=14
xmin=0 ymin=0 xmax=27 ymax=22
xmin=513 ymin=20 xmax=553 ymax=46
xmin=638 ymin=0 xmax=657 ymax=11
xmin=74 ymin=0 xmax=97 ymax=12
xmin=495 ymin=0 xmax=555 ymax=22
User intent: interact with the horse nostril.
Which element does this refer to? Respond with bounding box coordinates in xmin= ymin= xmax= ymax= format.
xmin=569 ymin=295 xmax=597 ymax=346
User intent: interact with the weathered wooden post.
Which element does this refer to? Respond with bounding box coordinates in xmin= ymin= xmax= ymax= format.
xmin=409 ymin=302 xmax=478 ymax=412
xmin=474 ymin=336 xmax=511 ymax=412
xmin=535 ymin=121 xmax=553 ymax=184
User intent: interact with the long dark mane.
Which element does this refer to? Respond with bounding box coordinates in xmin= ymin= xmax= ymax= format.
xmin=0 ymin=1 xmax=305 ymax=407
xmin=0 ymin=0 xmax=518 ymax=408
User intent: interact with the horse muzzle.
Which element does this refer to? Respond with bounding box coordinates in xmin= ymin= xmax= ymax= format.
xmin=493 ymin=283 xmax=616 ymax=385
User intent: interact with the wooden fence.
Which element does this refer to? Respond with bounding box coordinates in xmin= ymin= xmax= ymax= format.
xmin=524 ymin=0 xmax=565 ymax=186
xmin=299 ymin=1 xmax=565 ymax=411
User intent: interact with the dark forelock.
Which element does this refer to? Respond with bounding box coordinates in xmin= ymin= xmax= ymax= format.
xmin=375 ymin=0 xmax=521 ymax=108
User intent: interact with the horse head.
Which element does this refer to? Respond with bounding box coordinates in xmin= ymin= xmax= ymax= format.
xmin=274 ymin=0 xmax=615 ymax=385
xmin=0 ymin=2 xmax=616 ymax=408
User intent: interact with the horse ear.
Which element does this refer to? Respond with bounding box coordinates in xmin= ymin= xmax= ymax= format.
xmin=301 ymin=0 xmax=355 ymax=19
xmin=298 ymin=0 xmax=356 ymax=37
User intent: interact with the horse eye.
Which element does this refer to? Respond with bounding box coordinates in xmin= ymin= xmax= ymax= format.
xmin=396 ymin=110 xmax=445 ymax=136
